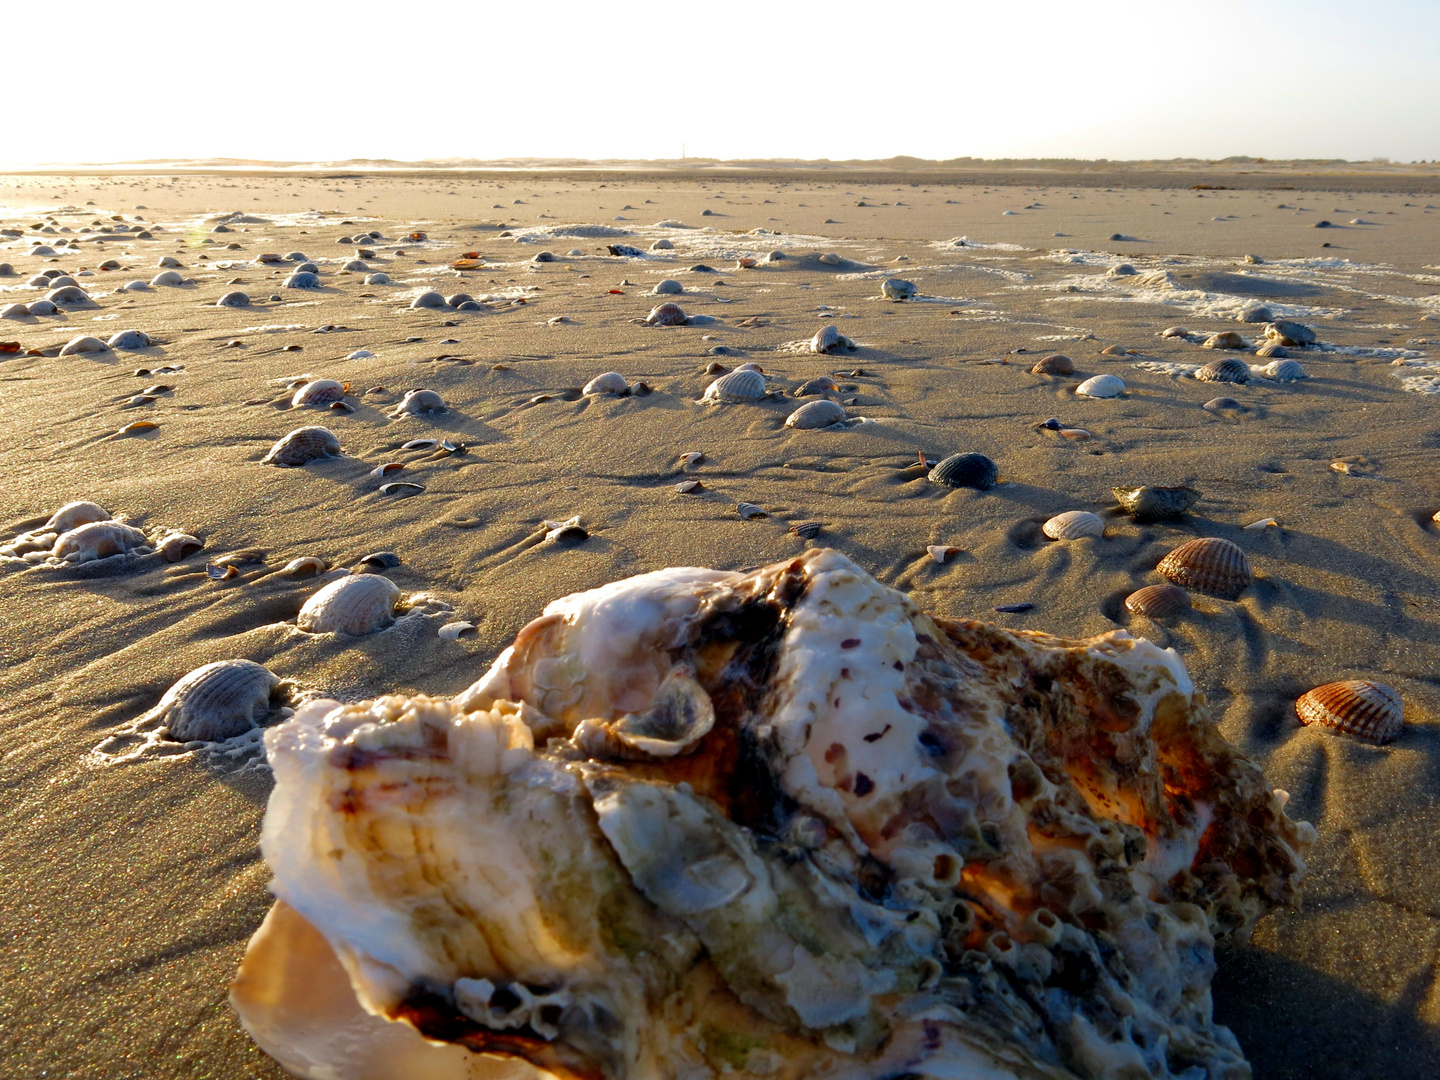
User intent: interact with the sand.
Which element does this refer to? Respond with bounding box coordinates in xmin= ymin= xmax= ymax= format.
xmin=1 ymin=165 xmax=1439 ymax=1079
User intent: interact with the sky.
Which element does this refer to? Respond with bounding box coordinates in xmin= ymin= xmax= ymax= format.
xmin=6 ymin=0 xmax=1437 ymax=166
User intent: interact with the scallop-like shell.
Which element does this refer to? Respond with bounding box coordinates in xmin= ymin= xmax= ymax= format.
xmin=291 ymin=379 xmax=345 ymax=407
xmin=793 ymin=376 xmax=839 ymax=397
xmin=391 ymin=389 xmax=446 ymax=416
xmin=810 ymin=324 xmax=849 ymax=354
xmin=646 ymin=302 xmax=688 ymax=326
xmin=341 ymin=259 xmax=369 ymax=272
xmin=150 ymin=270 xmax=183 ymax=287
xmin=1076 ymin=374 xmax=1125 ymax=398
xmin=1196 ymin=357 xmax=1250 ymax=384
xmin=927 ymin=452 xmax=999 ymax=490
xmin=1265 ymin=358 xmax=1307 ymax=382
xmin=284 ymin=272 xmax=320 ymax=289
xmin=1295 ymin=680 xmax=1403 ymax=744
xmin=881 ymin=278 xmax=916 ymax=300
xmin=46 ymin=501 xmax=111 ymax=533
xmin=51 ymin=520 xmax=150 ymax=562
xmin=58 ymin=335 xmax=107 ymax=356
xmin=583 ymin=371 xmax=629 ymax=395
xmin=1156 ymin=537 xmax=1253 ymax=598
xmin=1254 ymin=341 xmax=1287 ymax=359
xmin=651 ymin=279 xmax=683 ymax=295
xmin=106 ymin=329 xmax=152 ymax=350
xmin=217 ymin=291 xmax=250 ymax=307
xmin=263 ymin=426 xmax=343 ymax=467
xmin=786 ymin=399 xmax=847 ymax=429
xmin=790 ymin=521 xmax=823 ymax=539
xmin=1112 ymin=485 xmax=1200 ymax=522
xmin=1030 ymin=353 xmax=1074 ymax=375
xmin=297 ymin=574 xmax=401 ymax=636
xmin=702 ymin=368 xmax=767 ymax=403
xmin=145 ymin=659 xmax=281 ymax=742
xmin=1124 ymin=583 xmax=1191 ymax=619
xmin=1042 ymin=510 xmax=1104 ymax=540
xmin=1202 ymin=331 xmax=1246 ymax=350
xmin=158 ymin=532 xmax=203 ymax=562
xmin=1264 ymin=320 xmax=1316 ymax=346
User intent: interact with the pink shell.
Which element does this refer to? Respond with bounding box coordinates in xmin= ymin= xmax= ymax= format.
xmin=1156 ymin=537 xmax=1252 ymax=598
xmin=1124 ymin=584 xmax=1191 ymax=619
xmin=1296 ymin=681 xmax=1403 ymax=744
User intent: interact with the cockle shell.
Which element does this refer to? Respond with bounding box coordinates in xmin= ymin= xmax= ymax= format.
xmin=1254 ymin=341 xmax=1287 ymax=359
xmin=27 ymin=300 xmax=58 ymax=316
xmin=47 ymin=501 xmax=111 ymax=533
xmin=106 ymin=329 xmax=152 ymax=350
xmin=297 ymin=574 xmax=401 ymax=636
xmin=58 ymin=335 xmax=108 ymax=356
xmin=1124 ymin=583 xmax=1191 ymax=619
xmin=1196 ymin=357 xmax=1250 ymax=384
xmin=810 ymin=324 xmax=850 ymax=354
xmin=217 ymin=291 xmax=250 ymax=307
xmin=46 ymin=285 xmax=91 ymax=305
xmin=1156 ymin=537 xmax=1253 ymax=598
xmin=880 ymin=278 xmax=916 ymax=300
xmin=789 ymin=520 xmax=824 ymax=539
xmin=651 ymin=279 xmax=683 ymax=295
xmin=793 ymin=376 xmax=839 ymax=397
xmin=702 ymin=368 xmax=767 ymax=403
xmin=150 ymin=270 xmax=184 ymax=287
xmin=1295 ymin=680 xmax=1404 ymax=745
xmin=158 ymin=532 xmax=203 ymax=562
xmin=284 ymin=272 xmax=321 ymax=289
xmin=51 ymin=520 xmax=150 ymax=562
xmin=1112 ymin=485 xmax=1201 ymax=522
xmin=1202 ymin=331 xmax=1246 ymax=350
xmin=785 ymin=399 xmax=846 ymax=429
xmin=1042 ymin=510 xmax=1104 ymax=540
xmin=1265 ymin=320 xmax=1316 ymax=346
xmin=364 ymin=273 xmax=390 ymax=285
xmin=0 ymin=303 xmax=29 ymax=318
xmin=341 ymin=260 xmax=369 ymax=272
xmin=583 ymin=371 xmax=629 ymax=395
xmin=408 ymin=290 xmax=446 ymax=309
xmin=1030 ymin=353 xmax=1074 ymax=375
xmin=263 ymin=427 xmax=343 ymax=467
xmin=735 ymin=501 xmax=767 ymax=519
xmin=1076 ymin=374 xmax=1125 ymax=398
xmin=1265 ymin=358 xmax=1307 ymax=381
xmin=391 ymin=389 xmax=446 ymax=416
xmin=291 ymin=380 xmax=345 ymax=407
xmin=927 ymin=452 xmax=998 ymax=490
xmin=157 ymin=255 xmax=183 ymax=268
xmin=145 ymin=659 xmax=282 ymax=743
xmin=646 ymin=302 xmax=688 ymax=326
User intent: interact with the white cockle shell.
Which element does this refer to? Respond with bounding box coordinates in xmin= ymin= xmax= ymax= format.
xmin=297 ymin=574 xmax=401 ymax=636
xmin=144 ymin=659 xmax=281 ymax=742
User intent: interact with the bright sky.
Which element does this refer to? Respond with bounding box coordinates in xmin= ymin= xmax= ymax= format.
xmin=6 ymin=0 xmax=1437 ymax=166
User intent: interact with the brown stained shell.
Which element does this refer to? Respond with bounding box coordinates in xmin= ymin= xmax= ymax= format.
xmin=1041 ymin=510 xmax=1104 ymax=540
xmin=1202 ymin=331 xmax=1247 ymax=351
xmin=1295 ymin=680 xmax=1404 ymax=744
xmin=1030 ymin=353 xmax=1075 ymax=376
xmin=1124 ymin=583 xmax=1191 ymax=619
xmin=282 ymin=556 xmax=331 ymax=577
xmin=793 ymin=376 xmax=839 ymax=397
xmin=927 ymin=544 xmax=961 ymax=564
xmin=789 ymin=521 xmax=823 ymax=539
xmin=116 ymin=420 xmax=158 ymax=436
xmin=263 ymin=426 xmax=342 ymax=467
xmin=1156 ymin=537 xmax=1253 ymax=598
xmin=1196 ymin=357 xmax=1250 ymax=384
xmin=646 ymin=302 xmax=688 ymax=326
xmin=291 ymin=379 xmax=345 ymax=407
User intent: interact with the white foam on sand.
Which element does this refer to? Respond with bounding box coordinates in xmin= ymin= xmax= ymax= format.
xmin=508 ymin=223 xmax=635 ymax=241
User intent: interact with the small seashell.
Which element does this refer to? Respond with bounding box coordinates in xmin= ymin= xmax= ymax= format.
xmin=1161 ymin=326 xmax=1190 ymax=338
xmin=0 ymin=303 xmax=30 ymax=319
xmin=158 ymin=532 xmax=203 ymax=562
xmin=150 ymin=270 xmax=184 ymax=287
xmin=927 ymin=545 xmax=960 ymax=564
xmin=1042 ymin=510 xmax=1104 ymax=540
xmin=379 ymin=481 xmax=425 ymax=496
xmin=1202 ymin=331 xmax=1247 ymax=350
xmin=583 ymin=371 xmax=629 ymax=395
xmin=391 ymin=389 xmax=446 ymax=416
xmin=438 ymin=621 xmax=477 ymax=640
xmin=1265 ymin=358 xmax=1307 ymax=382
xmin=1124 ymin=584 xmax=1191 ymax=619
xmin=678 ymin=451 xmax=704 ymax=467
xmin=1330 ymin=458 xmax=1375 ymax=477
xmin=543 ymin=516 xmax=588 ymax=543
xmin=1196 ymin=357 xmax=1250 ymax=384
xmin=817 ymin=252 xmax=842 ymax=266
xmin=147 ymin=659 xmax=282 ymax=742
xmin=329 ymin=400 xmax=355 ymax=414
xmin=1030 ymin=353 xmax=1074 ymax=375
xmin=359 ymin=551 xmax=401 ymax=570
xmin=1058 ymin=428 xmax=1092 ymax=440
xmin=1265 ymin=320 xmax=1316 ymax=346
xmin=46 ymin=285 xmax=92 ymax=305
xmin=297 ymin=573 xmax=400 ymax=636
xmin=994 ymin=603 xmax=1034 ymax=614
xmin=263 ymin=426 xmax=342 ymax=467
xmin=1295 ymin=680 xmax=1403 ymax=744
xmin=650 ymin=238 xmax=674 ymax=250
xmin=928 ymin=452 xmax=998 ymax=491
xmin=370 ymin=462 xmax=406 ymax=479
xmin=1254 ymin=341 xmax=1287 ymax=359
xmin=675 ymin=480 xmax=704 ymax=493
xmin=532 ymin=251 xmax=556 ymax=263
xmin=811 ymin=324 xmax=851 ymax=354
xmin=217 ymin=291 xmax=250 ymax=307
xmin=410 ymin=290 xmax=447 ymax=310
xmin=735 ymin=502 xmax=767 ymax=520
xmin=652 ymin=279 xmax=684 ymax=295
xmin=646 ymin=302 xmax=688 ymax=326
xmin=157 ymin=256 xmax=183 ymax=268
xmin=52 ymin=520 xmax=149 ymax=562
xmin=59 ymin=335 xmax=109 ymax=357
xmin=284 ymin=271 xmax=321 ymax=289
xmin=341 ymin=259 xmax=369 ymax=272
xmin=881 ymin=278 xmax=916 ymax=300
xmin=1099 ymin=344 xmax=1129 ymax=356
xmin=1112 ymin=485 xmax=1200 ymax=522
xmin=790 ymin=521 xmax=823 ymax=539
xmin=1076 ymin=374 xmax=1125 ymax=398
xmin=106 ymin=329 xmax=152 ymax=350
xmin=291 ymin=379 xmax=345 ymax=407
xmin=1203 ymin=396 xmax=1244 ymax=413
xmin=1244 ymin=517 xmax=1279 ymax=530
xmin=47 ymin=501 xmax=111 ymax=533
xmin=207 ymin=562 xmax=238 ymax=580
xmin=1156 ymin=537 xmax=1253 ymax=598
xmin=282 ymin=556 xmax=331 ymax=577
xmin=786 ymin=399 xmax=847 ymax=429
xmin=27 ymin=300 xmax=58 ymax=316
xmin=702 ymin=368 xmax=767 ymax=403
xmin=793 ymin=376 xmax=839 ymax=397
xmin=401 ymin=438 xmax=439 ymax=451
xmin=116 ymin=420 xmax=158 ymax=435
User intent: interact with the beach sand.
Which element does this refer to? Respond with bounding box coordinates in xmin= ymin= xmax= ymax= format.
xmin=1 ymin=165 xmax=1439 ymax=1078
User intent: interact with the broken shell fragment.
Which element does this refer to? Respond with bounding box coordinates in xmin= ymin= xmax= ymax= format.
xmin=1112 ymin=485 xmax=1201 ymax=522
xmin=1042 ymin=510 xmax=1104 ymax=540
xmin=370 ymin=462 xmax=406 ymax=479
xmin=1124 ymin=583 xmax=1191 ymax=619
xmin=927 ymin=544 xmax=961 ymax=563
xmin=438 ymin=621 xmax=477 ymax=640
xmin=378 ymin=482 xmax=425 ymax=497
xmin=297 ymin=574 xmax=401 ymax=635
xmin=789 ymin=520 xmax=823 ymax=539
xmin=282 ymin=556 xmax=331 ymax=577
xmin=1265 ymin=320 xmax=1316 ymax=346
xmin=735 ymin=502 xmax=767 ymax=520
xmin=678 ymin=451 xmax=704 ymax=467
xmin=158 ymin=532 xmax=203 ymax=562
xmin=116 ymin=420 xmax=158 ymax=435
xmin=359 ymin=551 xmax=401 ymax=570
xmin=1295 ymin=680 xmax=1404 ymax=745
xmin=146 ymin=659 xmax=282 ymax=743
xmin=880 ymin=277 xmax=916 ymax=300
xmin=1156 ymin=537 xmax=1253 ymax=598
xmin=206 ymin=562 xmax=239 ymax=580
xmin=810 ymin=324 xmax=852 ymax=354
xmin=263 ymin=427 xmax=342 ymax=467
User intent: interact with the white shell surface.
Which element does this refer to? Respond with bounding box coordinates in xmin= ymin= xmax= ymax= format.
xmin=583 ymin=371 xmax=629 ymax=395
xmin=150 ymin=270 xmax=183 ymax=287
xmin=51 ymin=520 xmax=149 ymax=562
xmin=1042 ymin=510 xmax=1105 ymax=540
xmin=1076 ymin=374 xmax=1126 ymax=398
xmin=58 ymin=335 xmax=107 ymax=356
xmin=811 ymin=324 xmax=844 ymax=353
xmin=785 ymin=399 xmax=847 ymax=428
xmin=1265 ymin=358 xmax=1307 ymax=382
xmin=46 ymin=501 xmax=111 ymax=533
xmin=391 ymin=389 xmax=446 ymax=415
xmin=148 ymin=659 xmax=280 ymax=742
xmin=297 ymin=574 xmax=400 ymax=635
xmin=702 ymin=368 xmax=767 ymax=403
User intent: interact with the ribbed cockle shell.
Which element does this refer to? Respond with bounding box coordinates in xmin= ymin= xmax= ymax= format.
xmin=148 ymin=659 xmax=281 ymax=742
xmin=646 ymin=302 xmax=688 ymax=326
xmin=263 ymin=427 xmax=342 ymax=467
xmin=291 ymin=380 xmax=345 ymax=407
xmin=297 ymin=574 xmax=401 ymax=636
xmin=927 ymin=452 xmax=998 ymax=491
xmin=785 ymin=400 xmax=847 ymax=429
xmin=1042 ymin=510 xmax=1104 ymax=540
xmin=1295 ymin=680 xmax=1403 ymax=745
xmin=1124 ymin=584 xmax=1191 ymax=619
xmin=702 ymin=368 xmax=767 ymax=403
xmin=1156 ymin=537 xmax=1252 ymax=598
xmin=1196 ymin=357 xmax=1249 ymax=384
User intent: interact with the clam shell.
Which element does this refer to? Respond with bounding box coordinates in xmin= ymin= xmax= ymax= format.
xmin=263 ymin=426 xmax=342 ymax=467
xmin=391 ymin=389 xmax=446 ymax=416
xmin=158 ymin=532 xmax=203 ymax=562
xmin=370 ymin=462 xmax=406 ymax=479
xmin=1112 ymin=485 xmax=1200 ymax=522
xmin=364 ymin=273 xmax=391 ymax=285
xmin=646 ymin=302 xmax=688 ymax=326
xmin=790 ymin=521 xmax=823 ymax=539
xmin=58 ymin=335 xmax=108 ymax=356
xmin=1161 ymin=326 xmax=1190 ymax=338
xmin=817 ymin=252 xmax=841 ymax=266
xmin=702 ymin=368 xmax=767 ymax=403
xmin=46 ymin=501 xmax=111 ymax=533
xmin=216 ymin=290 xmax=249 ymax=307
xmin=157 ymin=256 xmax=183 ymax=268
xmin=785 ymin=399 xmax=847 ymax=429
xmin=1030 ymin=353 xmax=1074 ymax=375
xmin=409 ymin=290 xmax=446 ymax=309
xmin=379 ymin=481 xmax=425 ymax=496
xmin=678 ymin=451 xmax=704 ymax=466
xmin=583 ymin=371 xmax=629 ymax=395
xmin=1265 ymin=320 xmax=1316 ymax=346
xmin=735 ymin=502 xmax=767 ymax=520
xmin=1076 ymin=374 xmax=1125 ymax=398
xmin=1196 ymin=357 xmax=1250 ymax=384
xmin=881 ymin=278 xmax=916 ymax=300
xmin=284 ymin=272 xmax=321 ymax=289
xmin=147 ymin=659 xmax=281 ymax=742
xmin=359 ymin=551 xmax=401 ymax=570
xmin=150 ymin=270 xmax=183 ymax=287
xmin=51 ymin=520 xmax=149 ymax=562
xmin=1203 ymin=396 xmax=1244 ymax=413
xmin=297 ymin=574 xmax=400 ymax=635
xmin=1265 ymin=358 xmax=1307 ymax=382
xmin=282 ymin=556 xmax=331 ymax=577
xmin=793 ymin=376 xmax=839 ymax=397
xmin=1202 ymin=331 xmax=1246 ymax=350
xmin=1124 ymin=583 xmax=1191 ymax=619
xmin=650 ymin=238 xmax=674 ymax=250
xmin=651 ymin=279 xmax=684 ymax=295
xmin=291 ymin=379 xmax=345 ymax=407
xmin=1295 ymin=680 xmax=1403 ymax=744
xmin=27 ymin=300 xmax=57 ymax=316
xmin=46 ymin=285 xmax=92 ymax=305
xmin=106 ymin=329 xmax=152 ymax=350
xmin=927 ymin=452 xmax=998 ymax=490
xmin=0 ymin=303 xmax=30 ymax=319
xmin=1156 ymin=537 xmax=1253 ymax=598
xmin=116 ymin=420 xmax=158 ymax=435
xmin=927 ymin=544 xmax=960 ymax=564
xmin=341 ymin=259 xmax=369 ymax=272
xmin=1042 ymin=510 xmax=1104 ymax=540
xmin=810 ymin=324 xmax=849 ymax=353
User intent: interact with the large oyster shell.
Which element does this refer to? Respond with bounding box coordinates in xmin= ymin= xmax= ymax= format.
xmin=234 ymin=550 xmax=1313 ymax=1080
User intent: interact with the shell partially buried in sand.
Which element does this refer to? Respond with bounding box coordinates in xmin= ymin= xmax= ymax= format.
xmin=232 ymin=549 xmax=1313 ymax=1080
xmin=1156 ymin=537 xmax=1253 ymax=598
xmin=1041 ymin=510 xmax=1104 ymax=540
xmin=52 ymin=520 xmax=150 ymax=563
xmin=1296 ymin=680 xmax=1404 ymax=744
xmin=297 ymin=573 xmax=401 ymax=636
xmin=144 ymin=659 xmax=283 ymax=743
xmin=263 ymin=427 xmax=343 ymax=467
